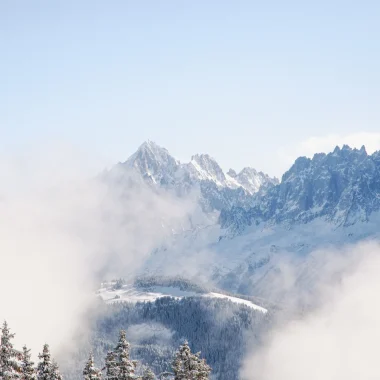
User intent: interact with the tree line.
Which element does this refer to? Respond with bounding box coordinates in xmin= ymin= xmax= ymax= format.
xmin=0 ymin=322 xmax=62 ymax=380
xmin=0 ymin=322 xmax=211 ymax=380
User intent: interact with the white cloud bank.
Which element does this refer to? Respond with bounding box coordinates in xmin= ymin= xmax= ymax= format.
xmin=0 ymin=144 xmax=195 ymax=359
xmin=242 ymin=242 xmax=380 ymax=380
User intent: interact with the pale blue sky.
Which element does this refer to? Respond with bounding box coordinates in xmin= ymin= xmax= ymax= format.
xmin=2 ymin=1 xmax=380 ymax=177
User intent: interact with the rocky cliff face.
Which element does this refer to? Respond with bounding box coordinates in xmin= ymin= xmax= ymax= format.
xmin=220 ymin=145 xmax=380 ymax=233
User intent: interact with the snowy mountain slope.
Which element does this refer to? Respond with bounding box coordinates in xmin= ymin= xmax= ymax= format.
xmin=140 ymin=208 xmax=380 ymax=302
xmin=97 ymin=282 xmax=267 ymax=313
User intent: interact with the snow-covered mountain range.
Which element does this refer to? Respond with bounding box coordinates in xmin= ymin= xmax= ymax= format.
xmin=123 ymin=140 xmax=278 ymax=194
xmin=104 ymin=141 xmax=380 ymax=303
xmin=108 ymin=140 xmax=278 ymax=212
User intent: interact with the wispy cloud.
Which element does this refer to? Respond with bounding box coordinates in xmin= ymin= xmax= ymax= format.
xmin=0 ymin=143 xmax=195 ymax=359
xmin=242 ymin=242 xmax=380 ymax=380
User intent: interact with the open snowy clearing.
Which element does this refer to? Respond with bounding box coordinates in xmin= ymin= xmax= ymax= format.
xmin=97 ymin=284 xmax=267 ymax=313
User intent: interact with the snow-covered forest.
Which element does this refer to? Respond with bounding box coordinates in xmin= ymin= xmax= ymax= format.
xmin=61 ymin=293 xmax=271 ymax=380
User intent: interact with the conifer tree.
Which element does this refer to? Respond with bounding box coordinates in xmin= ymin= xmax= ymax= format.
xmin=0 ymin=321 xmax=20 ymax=380
xmin=172 ymin=342 xmax=210 ymax=380
xmin=141 ymin=367 xmax=155 ymax=380
xmin=50 ymin=361 xmax=62 ymax=380
xmin=172 ymin=342 xmax=193 ymax=380
xmin=104 ymin=352 xmax=118 ymax=380
xmin=193 ymin=356 xmax=210 ymax=380
xmin=114 ymin=331 xmax=136 ymax=380
xmin=37 ymin=345 xmax=52 ymax=380
xmin=83 ymin=353 xmax=101 ymax=380
xmin=21 ymin=346 xmax=36 ymax=380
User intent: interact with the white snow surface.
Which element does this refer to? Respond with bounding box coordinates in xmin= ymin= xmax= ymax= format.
xmin=204 ymin=292 xmax=267 ymax=313
xmin=98 ymin=284 xmax=267 ymax=313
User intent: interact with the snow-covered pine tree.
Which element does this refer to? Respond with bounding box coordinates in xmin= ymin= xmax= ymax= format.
xmin=114 ymin=331 xmax=136 ymax=380
xmin=83 ymin=353 xmax=101 ymax=380
xmin=172 ymin=342 xmax=193 ymax=380
xmin=0 ymin=321 xmax=20 ymax=380
xmin=193 ymin=355 xmax=210 ymax=380
xmin=104 ymin=352 xmax=118 ymax=380
xmin=141 ymin=367 xmax=155 ymax=380
xmin=172 ymin=342 xmax=210 ymax=380
xmin=37 ymin=345 xmax=52 ymax=380
xmin=50 ymin=361 xmax=62 ymax=380
xmin=21 ymin=346 xmax=36 ymax=380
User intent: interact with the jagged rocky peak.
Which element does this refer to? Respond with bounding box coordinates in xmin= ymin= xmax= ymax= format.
xmin=235 ymin=167 xmax=279 ymax=193
xmin=239 ymin=167 xmax=259 ymax=175
xmin=333 ymin=144 xmax=367 ymax=156
xmin=221 ymin=144 xmax=380 ymax=233
xmin=227 ymin=169 xmax=237 ymax=178
xmin=312 ymin=152 xmax=326 ymax=162
xmin=110 ymin=140 xmax=278 ymax=211
xmin=128 ymin=140 xmax=178 ymax=168
xmin=189 ymin=154 xmax=227 ymax=185
xmin=283 ymin=144 xmax=370 ymax=182
xmin=280 ymin=144 xmax=378 ymax=218
xmin=189 ymin=155 xmax=278 ymax=194
xmin=124 ymin=140 xmax=179 ymax=185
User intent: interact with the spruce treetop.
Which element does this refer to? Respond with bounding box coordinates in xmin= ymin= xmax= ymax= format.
xmin=173 ymin=341 xmax=211 ymax=380
xmin=0 ymin=321 xmax=20 ymax=380
xmin=83 ymin=352 xmax=101 ymax=380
